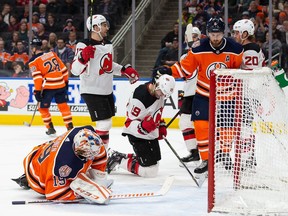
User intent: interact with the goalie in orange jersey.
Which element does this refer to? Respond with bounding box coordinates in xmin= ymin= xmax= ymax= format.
xmin=12 ymin=125 xmax=113 ymax=204
xmin=153 ymin=16 xmax=243 ymax=174
xmin=29 ymin=38 xmax=73 ymax=135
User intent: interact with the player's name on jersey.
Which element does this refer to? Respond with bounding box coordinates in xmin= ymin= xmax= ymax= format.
xmin=27 ymin=104 xmax=89 ymax=113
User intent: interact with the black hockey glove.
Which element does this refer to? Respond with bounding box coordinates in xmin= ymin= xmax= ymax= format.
xmin=33 ymin=90 xmax=43 ymax=102
xmin=152 ymin=66 xmax=172 ymax=80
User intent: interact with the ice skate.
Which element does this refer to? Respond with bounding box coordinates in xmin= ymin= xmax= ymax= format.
xmin=46 ymin=122 xmax=56 ymax=135
xmin=106 ymin=149 xmax=127 ymax=174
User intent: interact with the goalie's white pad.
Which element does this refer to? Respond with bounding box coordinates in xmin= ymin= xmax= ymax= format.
xmin=87 ymin=169 xmax=114 ymax=188
xmin=70 ymin=173 xmax=112 ymax=204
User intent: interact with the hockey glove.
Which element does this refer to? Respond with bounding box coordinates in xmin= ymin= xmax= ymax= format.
xmin=158 ymin=119 xmax=167 ymax=140
xmin=138 ymin=115 xmax=157 ymax=135
xmin=80 ymin=45 xmax=95 ymax=64
xmin=152 ymin=66 xmax=172 ymax=80
xmin=121 ymin=64 xmax=139 ymax=84
xmin=33 ymin=90 xmax=43 ymax=102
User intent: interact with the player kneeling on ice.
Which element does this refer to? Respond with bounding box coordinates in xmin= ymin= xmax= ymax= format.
xmin=107 ymin=74 xmax=176 ymax=177
xmin=12 ymin=126 xmax=113 ymax=204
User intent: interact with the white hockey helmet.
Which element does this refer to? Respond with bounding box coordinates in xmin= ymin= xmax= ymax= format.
xmin=73 ymin=128 xmax=102 ymax=160
xmin=233 ymin=19 xmax=255 ymax=36
xmin=86 ymin=14 xmax=107 ymax=32
xmin=191 ymin=27 xmax=201 ymax=39
xmin=155 ymin=74 xmax=176 ymax=99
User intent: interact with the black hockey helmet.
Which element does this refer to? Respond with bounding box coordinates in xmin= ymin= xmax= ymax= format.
xmin=206 ymin=16 xmax=225 ymax=33
xmin=30 ymin=38 xmax=42 ymax=47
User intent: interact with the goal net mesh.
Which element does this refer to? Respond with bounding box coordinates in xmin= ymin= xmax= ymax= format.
xmin=209 ymin=67 xmax=288 ymax=215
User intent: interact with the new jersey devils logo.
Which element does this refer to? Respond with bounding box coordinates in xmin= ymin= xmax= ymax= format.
xmin=99 ymin=53 xmax=113 ymax=75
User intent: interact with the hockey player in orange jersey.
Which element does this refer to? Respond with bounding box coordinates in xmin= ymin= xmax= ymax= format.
xmin=29 ymin=38 xmax=73 ymax=135
xmin=154 ymin=16 xmax=243 ymax=174
xmin=12 ymin=125 xmax=113 ymax=204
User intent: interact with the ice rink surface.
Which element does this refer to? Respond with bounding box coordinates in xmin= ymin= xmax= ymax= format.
xmin=0 ymin=125 xmax=223 ymax=216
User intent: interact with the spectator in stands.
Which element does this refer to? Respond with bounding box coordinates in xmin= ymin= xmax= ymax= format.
xmin=41 ymin=39 xmax=50 ymax=52
xmin=1 ymin=3 xmax=12 ymax=26
xmin=203 ymin=0 xmax=223 ymax=14
xmin=19 ymin=5 xmax=29 ymax=24
xmin=254 ymin=11 xmax=268 ymax=43
xmin=8 ymin=14 xmax=20 ymax=32
xmin=18 ymin=20 xmax=28 ymax=42
xmin=5 ymin=31 xmax=20 ymax=53
xmin=63 ymin=18 xmax=76 ymax=32
xmin=98 ymin=0 xmax=119 ymax=34
xmin=53 ymin=37 xmax=74 ymax=77
xmin=262 ymin=31 xmax=282 ymax=62
xmin=46 ymin=0 xmax=61 ymax=14
xmin=10 ymin=40 xmax=29 ymax=66
xmin=229 ymin=0 xmax=252 ymax=14
xmin=192 ymin=4 xmax=210 ymax=34
xmin=277 ymin=11 xmax=287 ymax=32
xmin=59 ymin=0 xmax=79 ymax=14
xmin=0 ymin=13 xmax=8 ymax=32
xmin=160 ymin=37 xmax=180 ymax=67
xmin=36 ymin=23 xmax=49 ymax=41
xmin=0 ymin=40 xmax=11 ymax=68
xmin=66 ymin=31 xmax=77 ymax=52
xmin=154 ymin=22 xmax=184 ymax=68
xmin=248 ymin=1 xmax=262 ymax=18
xmin=27 ymin=12 xmax=42 ymax=34
xmin=38 ymin=3 xmax=48 ymax=25
xmin=11 ymin=61 xmax=29 ymax=78
xmin=47 ymin=32 xmax=57 ymax=50
xmin=45 ymin=13 xmax=61 ymax=33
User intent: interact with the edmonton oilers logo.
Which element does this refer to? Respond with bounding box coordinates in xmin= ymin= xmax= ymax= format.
xmin=206 ymin=62 xmax=227 ymax=79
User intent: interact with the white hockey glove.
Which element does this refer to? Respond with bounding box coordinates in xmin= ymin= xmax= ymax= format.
xmin=70 ymin=173 xmax=112 ymax=204
xmin=87 ymin=169 xmax=114 ymax=189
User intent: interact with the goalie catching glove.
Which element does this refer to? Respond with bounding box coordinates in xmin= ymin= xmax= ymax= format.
xmin=70 ymin=173 xmax=112 ymax=204
xmin=121 ymin=64 xmax=139 ymax=84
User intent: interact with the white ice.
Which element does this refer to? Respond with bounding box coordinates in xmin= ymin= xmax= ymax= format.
xmin=0 ymin=125 xmax=223 ymax=216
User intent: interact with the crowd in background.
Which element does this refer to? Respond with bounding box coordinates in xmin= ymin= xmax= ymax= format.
xmin=155 ymin=0 xmax=288 ymax=72
xmin=0 ymin=0 xmax=130 ymax=77
xmin=1 ymin=0 xmax=288 ymax=78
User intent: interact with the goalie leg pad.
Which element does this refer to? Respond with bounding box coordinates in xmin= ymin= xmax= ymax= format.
xmin=70 ymin=173 xmax=112 ymax=204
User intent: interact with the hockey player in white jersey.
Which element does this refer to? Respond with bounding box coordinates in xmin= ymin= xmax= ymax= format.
xmin=106 ymin=75 xmax=176 ymax=177
xmin=232 ymin=19 xmax=265 ymax=69
xmin=221 ymin=18 xmax=266 ymax=170
xmin=71 ymin=15 xmax=139 ymax=149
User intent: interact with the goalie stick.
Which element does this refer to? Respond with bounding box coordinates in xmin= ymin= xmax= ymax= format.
xmin=12 ymin=176 xmax=174 ymax=205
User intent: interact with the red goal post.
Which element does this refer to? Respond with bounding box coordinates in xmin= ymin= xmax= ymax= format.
xmin=208 ymin=67 xmax=288 ymax=215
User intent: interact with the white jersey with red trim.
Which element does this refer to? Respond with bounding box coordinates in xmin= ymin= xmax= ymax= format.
xmin=122 ymin=82 xmax=165 ymax=140
xmin=71 ymin=38 xmax=123 ymax=95
xmin=241 ymin=43 xmax=265 ymax=70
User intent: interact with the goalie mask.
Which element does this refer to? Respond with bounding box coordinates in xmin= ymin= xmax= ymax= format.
xmin=155 ymin=74 xmax=176 ymax=99
xmin=86 ymin=14 xmax=109 ymax=33
xmin=73 ymin=128 xmax=102 ymax=160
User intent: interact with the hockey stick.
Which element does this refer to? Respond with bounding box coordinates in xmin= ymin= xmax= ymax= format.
xmin=12 ymin=176 xmax=174 ymax=205
xmin=162 ymin=136 xmax=205 ymax=188
xmin=23 ymin=79 xmax=46 ymax=127
xmin=166 ymin=110 xmax=181 ymax=128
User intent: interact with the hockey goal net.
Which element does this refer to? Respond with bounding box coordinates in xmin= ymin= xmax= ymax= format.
xmin=208 ymin=67 xmax=288 ymax=215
